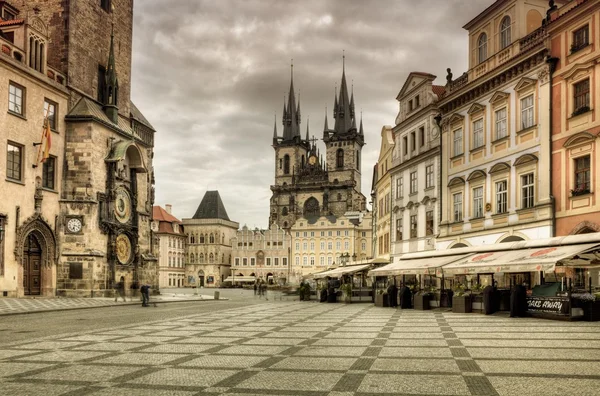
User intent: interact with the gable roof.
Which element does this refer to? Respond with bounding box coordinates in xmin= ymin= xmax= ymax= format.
xmin=193 ymin=191 xmax=230 ymax=221
xmin=432 ymin=85 xmax=446 ymax=98
xmin=130 ymin=101 xmax=155 ymax=131
xmin=153 ymin=205 xmax=181 ymax=224
xmin=396 ymin=71 xmax=437 ymax=100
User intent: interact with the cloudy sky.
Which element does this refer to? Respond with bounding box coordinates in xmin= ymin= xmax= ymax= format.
xmin=131 ymin=0 xmax=490 ymax=228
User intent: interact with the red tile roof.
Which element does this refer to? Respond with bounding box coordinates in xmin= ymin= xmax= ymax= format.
xmin=432 ymin=85 xmax=446 ymax=98
xmin=153 ymin=205 xmax=182 ymax=224
xmin=0 ymin=18 xmax=23 ymax=27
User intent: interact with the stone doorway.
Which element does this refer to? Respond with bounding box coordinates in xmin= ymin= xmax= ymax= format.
xmin=23 ymin=233 xmax=42 ymax=296
xmin=198 ymin=270 xmax=205 ymax=287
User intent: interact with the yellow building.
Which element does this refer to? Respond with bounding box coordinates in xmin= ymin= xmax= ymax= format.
xmin=372 ymin=126 xmax=394 ymax=263
xmin=289 ymin=212 xmax=372 ymax=282
xmin=437 ymin=0 xmax=562 ymax=249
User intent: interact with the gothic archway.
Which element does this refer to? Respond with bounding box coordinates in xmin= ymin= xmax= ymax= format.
xmin=14 ymin=214 xmax=57 ymax=296
xmin=303 ymin=197 xmax=320 ymax=217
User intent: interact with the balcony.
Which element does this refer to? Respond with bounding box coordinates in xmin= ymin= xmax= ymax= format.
xmin=449 ymin=26 xmax=547 ymax=94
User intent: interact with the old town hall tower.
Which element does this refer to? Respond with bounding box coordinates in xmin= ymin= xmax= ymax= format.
xmin=270 ymin=63 xmax=366 ymax=229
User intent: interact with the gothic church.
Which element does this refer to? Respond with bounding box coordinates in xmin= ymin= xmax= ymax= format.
xmin=270 ymin=64 xmax=367 ymax=228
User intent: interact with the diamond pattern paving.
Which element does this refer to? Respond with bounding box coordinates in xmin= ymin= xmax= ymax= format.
xmin=1 ymin=302 xmax=600 ymax=395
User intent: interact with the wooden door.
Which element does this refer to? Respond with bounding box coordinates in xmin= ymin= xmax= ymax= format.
xmin=23 ymin=234 xmax=42 ymax=296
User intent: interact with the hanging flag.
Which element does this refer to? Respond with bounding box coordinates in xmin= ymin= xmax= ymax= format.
xmin=36 ymin=118 xmax=52 ymax=165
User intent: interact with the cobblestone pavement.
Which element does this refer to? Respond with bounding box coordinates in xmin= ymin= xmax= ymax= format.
xmin=1 ymin=302 xmax=599 ymax=396
xmin=0 ymin=294 xmax=218 ymax=316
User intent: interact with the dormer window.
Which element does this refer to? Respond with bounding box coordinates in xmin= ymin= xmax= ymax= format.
xmin=500 ymin=16 xmax=511 ymax=49
xmin=477 ymin=33 xmax=487 ymax=64
xmin=3 ymin=10 xmax=16 ymax=20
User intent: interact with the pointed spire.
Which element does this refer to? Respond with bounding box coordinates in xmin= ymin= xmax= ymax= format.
xmin=104 ymin=23 xmax=119 ymax=124
xmin=305 ymin=117 xmax=310 ymax=142
xmin=359 ymin=111 xmax=364 ymax=136
xmin=282 ymin=61 xmax=300 ymax=141
xmin=350 ymin=80 xmax=355 ymax=118
xmin=272 ymin=113 xmax=278 ymax=145
xmin=334 ymin=84 xmax=338 ymax=118
xmin=334 ymin=52 xmax=352 ymax=135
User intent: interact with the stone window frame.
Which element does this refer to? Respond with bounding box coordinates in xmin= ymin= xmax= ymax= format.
xmin=410 ymin=171 xmax=418 ymax=195
xmin=452 ymin=191 xmax=463 ymax=223
xmin=499 ymin=16 xmax=512 ymax=50
xmin=42 ymin=155 xmax=56 ymax=190
xmin=43 ymin=99 xmax=58 ymax=131
xmin=426 ymin=210 xmax=434 ymax=236
xmin=409 ymin=214 xmax=418 ymax=239
xmin=571 ymin=23 xmax=590 ymax=54
xmin=8 ymin=81 xmax=25 ymax=117
xmin=6 ymin=141 xmax=24 ymax=182
xmin=472 ymin=184 xmax=485 ymax=219
xmin=425 ymin=165 xmax=434 ymax=189
xmin=467 ymin=103 xmax=486 ymax=151
xmin=573 ymin=78 xmax=590 ymax=115
xmin=494 ymin=179 xmax=508 ymax=214
xmin=477 ymin=32 xmax=488 ymax=64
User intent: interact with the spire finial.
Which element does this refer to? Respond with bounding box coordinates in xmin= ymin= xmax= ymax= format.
xmin=342 ymin=50 xmax=345 ymax=73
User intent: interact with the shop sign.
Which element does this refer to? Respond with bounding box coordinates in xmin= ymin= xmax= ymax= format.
xmin=526 ymin=296 xmax=570 ymax=315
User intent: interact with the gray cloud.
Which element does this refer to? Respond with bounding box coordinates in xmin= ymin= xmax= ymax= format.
xmin=131 ymin=0 xmax=490 ymax=226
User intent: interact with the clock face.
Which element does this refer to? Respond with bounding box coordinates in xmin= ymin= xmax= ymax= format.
xmin=308 ymin=155 xmax=317 ymax=165
xmin=115 ymin=233 xmax=132 ymax=264
xmin=67 ymin=218 xmax=82 ymax=233
xmin=115 ymin=188 xmax=132 ymax=224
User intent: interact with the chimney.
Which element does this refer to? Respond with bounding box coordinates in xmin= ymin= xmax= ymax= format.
xmin=165 ymin=204 xmax=172 ymax=214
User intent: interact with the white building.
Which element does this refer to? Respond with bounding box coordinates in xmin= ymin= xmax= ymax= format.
xmin=152 ymin=205 xmax=186 ymax=288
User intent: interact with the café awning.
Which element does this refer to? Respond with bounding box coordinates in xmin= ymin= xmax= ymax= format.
xmin=368 ymin=254 xmax=471 ymax=276
xmin=313 ymin=264 xmax=371 ymax=279
xmin=442 ymin=243 xmax=600 ymax=275
xmin=223 ymin=276 xmax=256 ymax=283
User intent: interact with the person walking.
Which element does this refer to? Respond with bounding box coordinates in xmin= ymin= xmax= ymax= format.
xmin=114 ymin=276 xmax=126 ymax=302
xmin=253 ymin=282 xmax=257 ymax=296
xmin=140 ymin=284 xmax=150 ymax=307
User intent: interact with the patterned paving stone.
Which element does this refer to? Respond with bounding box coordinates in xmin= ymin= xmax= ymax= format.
xmin=24 ymin=364 xmax=142 ymax=382
xmin=271 ymin=356 xmax=357 ymax=371
xmin=467 ymin=347 xmax=600 ymax=360
xmin=235 ymin=371 xmax=344 ymax=392
xmin=293 ymin=346 xmax=367 ymax=357
xmin=370 ymin=357 xmax=461 ymax=373
xmin=181 ymin=355 xmax=268 ymax=369
xmin=0 ymin=382 xmax=84 ymax=395
xmin=487 ymin=376 xmax=600 ymax=396
xmin=378 ymin=346 xmax=453 ymax=358
xmin=86 ymin=387 xmax=197 ymax=396
xmin=0 ymin=362 xmax=54 ymax=377
xmin=216 ymin=345 xmax=290 ymax=356
xmin=128 ymin=368 xmax=238 ymax=387
xmin=94 ymin=352 xmax=184 ymax=365
xmin=357 ymin=373 xmax=470 ymax=395
xmin=477 ymin=360 xmax=600 ymax=376
xmin=71 ymin=342 xmax=152 ymax=352
xmin=13 ymin=350 xmax=109 ymax=362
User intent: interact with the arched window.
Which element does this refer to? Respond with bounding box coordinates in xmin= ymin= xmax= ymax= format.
xmin=477 ymin=33 xmax=487 ymax=64
xmin=209 ymin=233 xmax=214 ymax=243
xmin=199 ymin=234 xmax=205 ymax=244
xmin=303 ymin=197 xmax=320 ymax=217
xmin=199 ymin=253 xmax=204 ymax=263
xmin=500 ymin=16 xmax=511 ymax=49
xmin=356 ymin=150 xmax=360 ymax=169
xmin=284 ymin=155 xmax=290 ymax=175
xmin=209 ymin=253 xmax=214 ymax=263
xmin=190 ymin=234 xmax=195 ymax=244
xmin=282 ymin=207 xmax=288 ymax=216
xmin=336 ymin=149 xmax=344 ymax=168
xmin=190 ymin=253 xmax=195 ymax=263
xmin=301 ymin=155 xmax=305 ymax=168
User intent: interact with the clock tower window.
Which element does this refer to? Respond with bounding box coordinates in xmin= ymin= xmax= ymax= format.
xmin=336 ymin=149 xmax=344 ymax=168
xmin=283 ymin=155 xmax=290 ymax=175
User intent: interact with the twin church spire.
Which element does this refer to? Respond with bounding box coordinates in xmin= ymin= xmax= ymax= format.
xmin=274 ymin=56 xmax=363 ymax=147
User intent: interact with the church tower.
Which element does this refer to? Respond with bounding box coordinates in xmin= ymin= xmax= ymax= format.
xmin=269 ymin=60 xmax=366 ymax=230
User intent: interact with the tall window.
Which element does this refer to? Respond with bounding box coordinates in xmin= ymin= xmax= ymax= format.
xmin=500 ymin=16 xmax=511 ymax=49
xmin=242 ymin=257 xmax=247 ymax=266
xmin=295 ymin=256 xmax=300 ymax=266
xmin=572 ymin=25 xmax=589 ymax=52
xmin=574 ymin=79 xmax=590 ymax=114
xmin=97 ymin=65 xmax=107 ymax=104
xmin=7 ymin=142 xmax=22 ymax=181
xmin=453 ymin=128 xmax=463 ymax=156
xmin=410 ymin=171 xmax=417 ymax=194
xmin=574 ymin=156 xmax=591 ymax=193
xmin=419 ymin=127 xmax=425 ymax=147
xmin=495 ymin=108 xmax=507 ymax=140
xmin=521 ymin=173 xmax=534 ymax=209
xmin=320 ymin=256 xmax=325 ymax=266
xmin=473 ymin=119 xmax=484 ymax=148
xmin=303 ymin=256 xmax=308 ymax=266
xmin=411 ymin=132 xmax=416 ymax=152
xmin=396 ymin=218 xmax=403 ymax=240
xmin=42 ymin=156 xmax=55 ymax=189
xmin=282 ymin=257 xmax=287 ymax=266
xmin=336 ymin=149 xmax=344 ymax=168
xmin=8 ymin=82 xmax=24 ymax=116
xmin=425 ymin=165 xmax=434 ymax=189
xmin=283 ymin=154 xmax=290 ymax=174
xmin=100 ymin=0 xmax=112 ymax=12
xmin=44 ymin=100 xmax=57 ymax=130
xmin=521 ymin=95 xmax=534 ymax=129
xmin=426 ymin=211 xmax=433 ymax=236
xmin=0 ymin=216 xmax=5 ymax=276
xmin=453 ymin=193 xmax=463 ymax=222
xmin=266 ymin=258 xmax=271 ymax=266
xmin=396 ymin=177 xmax=404 ymax=198
xmin=403 ymin=136 xmax=408 ymax=155
xmin=472 ymin=186 xmax=483 ymax=218
xmin=477 ymin=33 xmax=488 ymax=64
xmin=410 ymin=215 xmax=417 ymax=238
xmin=250 ymin=257 xmax=256 ymax=266
xmin=496 ymin=180 xmax=508 ymax=214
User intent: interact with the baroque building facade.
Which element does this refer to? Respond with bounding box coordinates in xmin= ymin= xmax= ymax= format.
xmin=269 ymin=65 xmax=367 ymax=229
xmin=152 ymin=205 xmax=186 ymax=289
xmin=390 ymin=73 xmax=444 ymax=257
xmin=184 ymin=191 xmax=238 ymax=288
xmin=547 ymin=0 xmax=600 ymax=236
xmin=0 ymin=0 xmax=157 ymax=297
xmin=372 ymin=126 xmax=394 ymax=264
xmin=437 ymin=0 xmax=559 ymax=249
xmin=230 ymin=224 xmax=291 ymax=284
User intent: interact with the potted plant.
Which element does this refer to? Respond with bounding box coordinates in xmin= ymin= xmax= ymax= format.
xmin=340 ymin=283 xmax=352 ymax=303
xmin=452 ymin=284 xmax=472 ymax=313
xmin=414 ymin=289 xmax=433 ymax=310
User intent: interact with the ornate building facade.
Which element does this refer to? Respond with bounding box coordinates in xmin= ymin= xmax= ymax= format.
xmin=547 ymin=0 xmax=600 ymax=236
xmin=153 ymin=205 xmax=186 ymax=288
xmin=437 ymin=0 xmax=559 ymax=249
xmin=184 ymin=191 xmax=238 ymax=288
xmin=373 ymin=126 xmax=394 ymax=264
xmin=0 ymin=0 xmax=156 ymax=297
xmin=230 ymin=224 xmax=291 ymax=285
xmin=390 ymin=73 xmax=444 ymax=257
xmin=269 ymin=65 xmax=367 ymax=229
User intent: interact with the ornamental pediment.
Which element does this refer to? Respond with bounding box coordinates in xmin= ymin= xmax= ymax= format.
xmin=514 ymin=77 xmax=537 ymax=92
xmin=489 ymin=91 xmax=510 ymax=104
xmin=467 ymin=103 xmax=485 ymax=115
